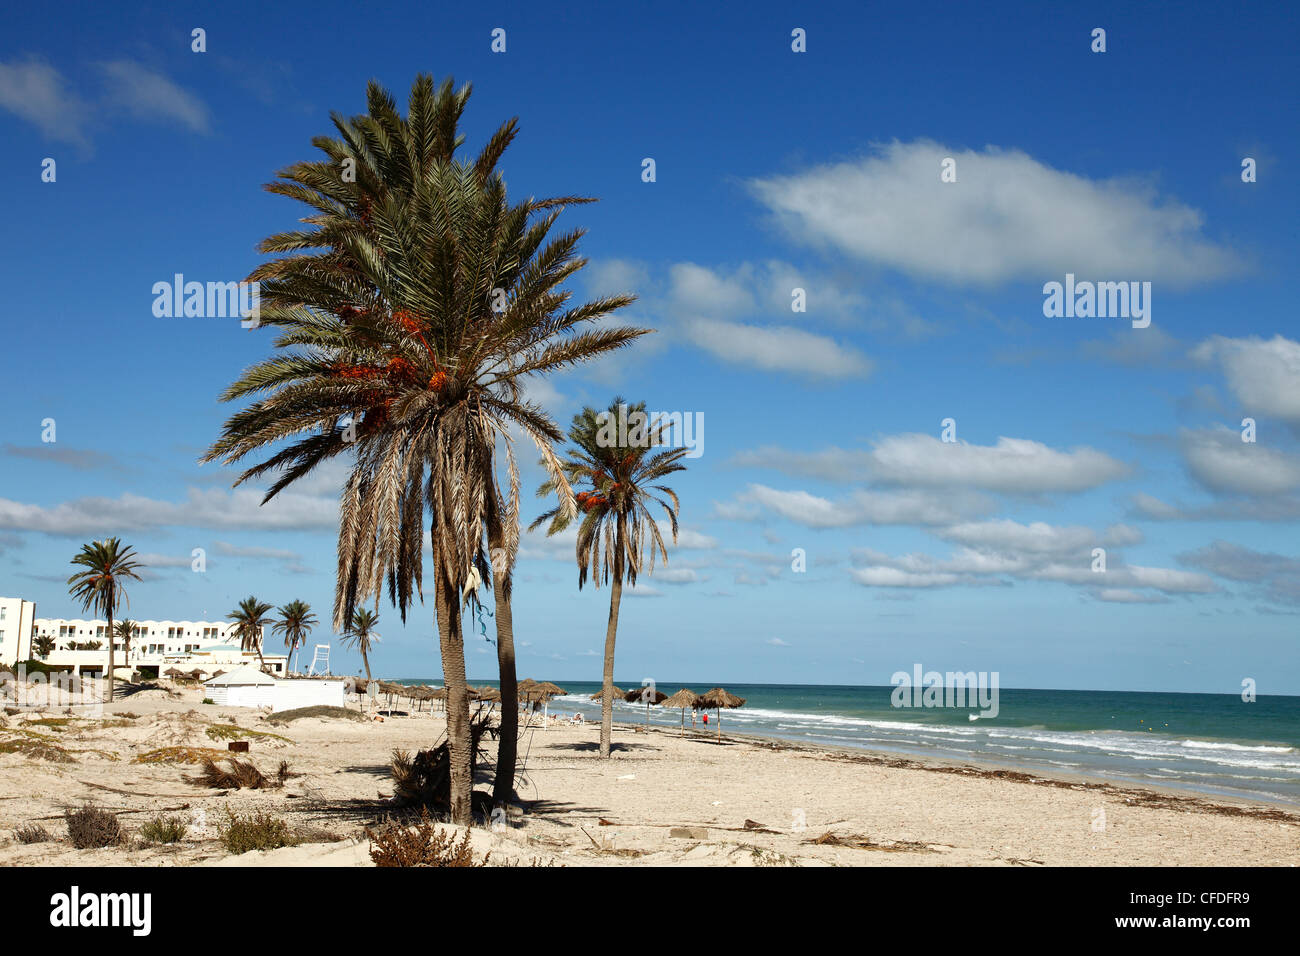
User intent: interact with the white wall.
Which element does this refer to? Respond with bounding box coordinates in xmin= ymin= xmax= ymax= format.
xmin=0 ymin=598 xmax=36 ymax=666
xmin=208 ymin=683 xmax=276 ymax=708
xmin=272 ymin=680 xmax=345 ymax=712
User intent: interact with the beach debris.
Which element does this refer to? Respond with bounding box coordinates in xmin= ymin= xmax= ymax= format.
xmin=669 ymin=826 xmax=709 ymax=840
xmin=192 ymin=756 xmax=279 ymax=790
xmin=228 ymin=741 xmax=249 ymax=753
xmin=581 ymin=827 xmax=644 ymax=857
xmin=617 ymin=773 xmax=635 ymax=780
xmin=743 ymin=819 xmax=779 ymax=833
xmin=805 ymin=831 xmax=936 ymax=853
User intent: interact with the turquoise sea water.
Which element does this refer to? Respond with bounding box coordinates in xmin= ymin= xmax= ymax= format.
xmin=395 ymin=680 xmax=1300 ymax=804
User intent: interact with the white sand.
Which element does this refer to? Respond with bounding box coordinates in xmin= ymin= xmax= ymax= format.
xmin=1 ymin=686 xmax=1296 ymax=866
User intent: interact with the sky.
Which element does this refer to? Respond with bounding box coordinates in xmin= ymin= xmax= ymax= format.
xmin=1 ymin=1 xmax=1297 ymax=693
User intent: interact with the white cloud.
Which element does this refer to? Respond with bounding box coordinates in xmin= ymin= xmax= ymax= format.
xmin=734 ymin=434 xmax=1128 ymax=495
xmin=868 ymin=434 xmax=1130 ymax=494
xmin=0 ymin=57 xmax=89 ymax=145
xmin=1192 ymin=335 xmax=1300 ymax=424
xmin=749 ymin=140 xmax=1240 ymax=285
xmin=99 ymin=60 xmax=211 ymax=133
xmin=1179 ymin=427 xmax=1300 ymax=496
xmin=685 ymin=318 xmax=873 ymax=378
xmin=721 ymin=483 xmax=991 ymax=529
xmin=0 ymin=485 xmax=336 ymax=536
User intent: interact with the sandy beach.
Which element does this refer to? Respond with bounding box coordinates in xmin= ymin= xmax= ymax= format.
xmin=1 ymin=684 xmax=1295 ymax=867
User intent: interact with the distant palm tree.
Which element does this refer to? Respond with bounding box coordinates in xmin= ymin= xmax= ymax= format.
xmin=227 ymin=597 xmax=275 ymax=672
xmin=114 ymin=619 xmax=136 ymax=664
xmin=532 ymin=399 xmax=689 ymax=757
xmin=201 ymin=75 xmax=645 ymax=823
xmin=273 ymin=600 xmax=317 ymax=674
xmin=32 ymin=635 xmax=55 ymax=659
xmin=340 ymin=608 xmax=380 ymax=681
xmin=67 ymin=538 xmax=143 ymax=701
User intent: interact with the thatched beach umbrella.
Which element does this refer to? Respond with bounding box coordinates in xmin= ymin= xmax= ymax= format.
xmin=532 ymin=681 xmax=567 ymax=696
xmin=660 ymin=688 xmax=701 ymax=736
xmin=624 ymin=686 xmax=668 ymax=725
xmin=697 ymin=687 xmax=746 ymax=741
xmin=589 ymin=685 xmax=626 ymax=701
xmin=163 ymin=667 xmax=186 ymax=679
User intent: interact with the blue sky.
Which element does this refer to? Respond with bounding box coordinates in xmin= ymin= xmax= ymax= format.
xmin=1 ymin=1 xmax=1297 ymax=693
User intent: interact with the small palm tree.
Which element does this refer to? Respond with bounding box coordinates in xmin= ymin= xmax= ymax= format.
xmin=114 ymin=619 xmax=136 ymax=664
xmin=273 ymin=600 xmax=317 ymax=674
xmin=32 ymin=635 xmax=55 ymax=658
xmin=340 ymin=608 xmax=380 ymax=681
xmin=532 ymin=399 xmax=689 ymax=757
xmin=67 ymin=538 xmax=143 ymax=701
xmin=227 ymin=597 xmax=275 ymax=672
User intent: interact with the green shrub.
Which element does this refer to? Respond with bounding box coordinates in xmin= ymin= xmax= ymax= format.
xmin=138 ymin=814 xmax=189 ymax=844
xmin=201 ymin=698 xmax=215 ymax=705
xmin=218 ymin=808 xmax=297 ymax=855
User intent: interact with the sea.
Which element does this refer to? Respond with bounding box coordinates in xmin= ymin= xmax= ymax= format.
xmin=394 ymin=680 xmax=1300 ymax=805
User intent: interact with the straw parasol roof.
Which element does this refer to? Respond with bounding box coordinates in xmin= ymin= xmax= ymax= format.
xmin=660 ymin=688 xmax=701 ymax=709
xmin=589 ymin=686 xmax=626 ymax=701
xmin=697 ymin=687 xmax=746 ymax=740
xmin=474 ymin=686 xmax=501 ymax=703
xmin=698 ymin=687 xmax=745 ymax=709
xmin=531 ymin=681 xmax=567 ymax=696
xmin=661 ymin=688 xmax=701 ymax=736
xmin=623 ymin=687 xmax=668 ymax=704
xmin=163 ymin=667 xmax=187 ymax=678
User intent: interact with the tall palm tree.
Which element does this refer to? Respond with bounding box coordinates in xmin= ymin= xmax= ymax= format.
xmin=33 ymin=635 xmax=55 ymax=659
xmin=67 ymin=538 xmax=142 ymax=702
xmin=340 ymin=608 xmax=381 ymax=681
xmin=227 ymin=597 xmax=274 ymax=672
xmin=113 ymin=619 xmax=136 ymax=666
xmin=532 ymin=399 xmax=689 ymax=757
xmin=202 ymin=75 xmax=646 ymax=823
xmin=273 ymin=600 xmax=317 ymax=674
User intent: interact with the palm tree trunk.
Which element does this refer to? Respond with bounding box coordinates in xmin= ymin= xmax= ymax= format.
xmin=435 ymin=565 xmax=473 ymax=825
xmin=599 ymin=525 xmax=626 ymax=759
xmin=105 ymin=602 xmax=115 ymax=703
xmin=361 ymin=647 xmax=372 ymax=681
xmin=490 ymin=524 xmax=518 ymax=808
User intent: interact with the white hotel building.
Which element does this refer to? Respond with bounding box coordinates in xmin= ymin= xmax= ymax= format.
xmin=0 ymin=596 xmax=287 ymax=678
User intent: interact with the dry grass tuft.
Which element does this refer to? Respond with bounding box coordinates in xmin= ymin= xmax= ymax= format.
xmin=133 ymin=746 xmax=228 ymax=765
xmin=15 ymin=823 xmax=52 ymax=844
xmin=192 ymin=756 xmax=278 ymax=790
xmin=65 ymin=805 xmax=124 ymax=849
xmin=366 ymin=811 xmax=487 ymax=867
xmin=266 ymin=706 xmax=365 ymax=725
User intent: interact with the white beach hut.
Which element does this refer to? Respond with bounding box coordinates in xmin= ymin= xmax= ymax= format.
xmin=204 ymin=665 xmax=276 ymax=708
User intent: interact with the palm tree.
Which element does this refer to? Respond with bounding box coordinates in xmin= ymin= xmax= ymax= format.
xmin=67 ymin=538 xmax=142 ymax=701
xmin=340 ymin=608 xmax=381 ymax=681
xmin=32 ymin=635 xmax=55 ymax=659
xmin=227 ymin=597 xmax=274 ymax=672
xmin=202 ymin=75 xmax=646 ymax=823
xmin=114 ymin=619 xmax=136 ymax=666
xmin=272 ymin=600 xmax=317 ymax=674
xmin=532 ymin=399 xmax=689 ymax=757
